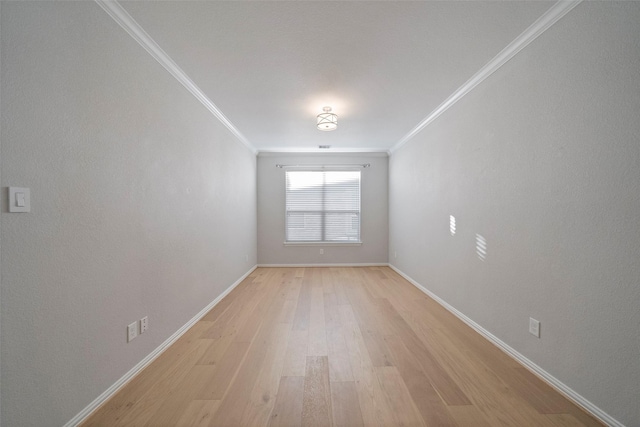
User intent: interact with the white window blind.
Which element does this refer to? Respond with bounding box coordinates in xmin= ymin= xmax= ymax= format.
xmin=285 ymin=170 xmax=361 ymax=243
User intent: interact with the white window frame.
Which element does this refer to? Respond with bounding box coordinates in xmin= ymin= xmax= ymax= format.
xmin=284 ymin=169 xmax=362 ymax=246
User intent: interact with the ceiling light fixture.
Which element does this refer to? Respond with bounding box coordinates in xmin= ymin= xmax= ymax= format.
xmin=317 ymin=106 xmax=337 ymax=131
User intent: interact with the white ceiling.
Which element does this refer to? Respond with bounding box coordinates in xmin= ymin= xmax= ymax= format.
xmin=120 ymin=1 xmax=553 ymax=153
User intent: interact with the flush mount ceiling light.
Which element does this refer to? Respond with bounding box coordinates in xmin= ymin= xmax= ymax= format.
xmin=317 ymin=106 xmax=337 ymax=131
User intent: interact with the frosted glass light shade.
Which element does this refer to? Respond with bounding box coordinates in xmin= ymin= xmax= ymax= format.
xmin=317 ymin=107 xmax=338 ymax=131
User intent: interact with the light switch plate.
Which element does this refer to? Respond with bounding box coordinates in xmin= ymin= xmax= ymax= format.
xmin=9 ymin=187 xmax=30 ymax=212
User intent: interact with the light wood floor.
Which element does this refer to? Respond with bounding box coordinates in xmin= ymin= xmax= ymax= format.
xmin=83 ymin=267 xmax=603 ymax=427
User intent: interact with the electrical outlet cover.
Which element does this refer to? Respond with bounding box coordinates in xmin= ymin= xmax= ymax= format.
xmin=127 ymin=322 xmax=138 ymax=342
xmin=529 ymin=318 xmax=540 ymax=338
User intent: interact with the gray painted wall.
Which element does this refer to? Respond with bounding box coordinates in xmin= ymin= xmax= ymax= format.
xmin=0 ymin=3 xmax=257 ymax=426
xmin=0 ymin=2 xmax=3 ymax=423
xmin=258 ymin=154 xmax=388 ymax=265
xmin=389 ymin=3 xmax=639 ymax=426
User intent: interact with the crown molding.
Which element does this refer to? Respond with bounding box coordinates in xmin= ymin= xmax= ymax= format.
xmin=94 ymin=0 xmax=257 ymax=155
xmin=258 ymin=147 xmax=390 ymax=155
xmin=390 ymin=0 xmax=583 ymax=155
xmin=258 ymin=151 xmax=389 ymax=158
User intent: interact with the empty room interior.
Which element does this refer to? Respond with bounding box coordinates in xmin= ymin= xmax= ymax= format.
xmin=1 ymin=1 xmax=639 ymax=426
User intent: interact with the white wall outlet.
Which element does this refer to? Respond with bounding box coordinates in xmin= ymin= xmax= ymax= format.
xmin=394 ymin=251 xmax=397 ymax=259
xmin=127 ymin=321 xmax=138 ymax=342
xmin=245 ymin=254 xmax=249 ymax=262
xmin=529 ymin=317 xmax=540 ymax=338
xmin=140 ymin=316 xmax=148 ymax=334
xmin=319 ymin=248 xmax=324 ymax=255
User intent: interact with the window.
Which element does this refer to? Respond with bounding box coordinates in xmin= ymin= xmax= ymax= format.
xmin=285 ymin=170 xmax=361 ymax=243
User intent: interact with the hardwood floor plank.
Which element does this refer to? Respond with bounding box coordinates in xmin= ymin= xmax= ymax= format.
xmin=324 ymin=285 xmax=354 ymax=382
xmin=330 ymin=381 xmax=364 ymax=427
xmin=301 ymin=356 xmax=333 ymax=427
xmin=175 ymin=400 xmax=221 ymax=427
xmin=329 ymin=268 xmax=351 ymax=306
xmin=321 ymin=268 xmax=336 ymax=295
xmin=83 ymin=338 xmax=214 ymax=427
xmin=417 ymin=316 xmax=599 ymax=426
xmin=268 ymin=376 xmax=305 ymax=427
xmin=354 ymin=320 xmax=393 ymax=367
xmin=323 ymin=291 xmax=341 ymax=331
xmin=234 ymin=289 xmax=273 ymax=343
xmin=206 ymin=274 xmax=288 ymax=426
xmin=422 ymin=327 xmax=559 ymax=427
xmin=281 ymin=329 xmax=308 ymax=377
xmin=251 ymin=268 xmax=275 ymax=284
xmin=327 ymin=326 xmax=354 ymax=382
xmin=240 ymin=323 xmax=290 ymax=426
xmin=292 ymin=279 xmax=312 ymax=331
xmin=196 ymin=341 xmax=250 ymax=400
xmin=448 ymin=405 xmax=493 ymax=427
xmin=197 ymin=296 xmax=261 ymax=365
xmin=278 ymin=299 xmax=298 ymax=324
xmin=345 ymin=284 xmax=394 ymax=368
xmin=200 ymin=281 xmax=264 ymax=341
xmin=307 ymin=286 xmax=328 ymax=356
xmin=144 ymin=364 xmax=218 ymax=426
xmin=83 ymin=267 xmax=604 ymax=427
xmin=383 ymin=334 xmax=458 ymax=426
xmin=375 ymin=366 xmax=426 ymax=427
xmin=199 ymin=292 xmax=235 ymax=324
xmin=545 ymin=413 xmax=590 ymax=427
xmin=338 ymin=304 xmax=396 ymax=427
xmin=275 ymin=269 xmax=301 ymax=324
xmin=508 ymin=366 xmax=574 ymax=414
xmin=377 ymin=297 xmax=471 ymax=405
xmin=563 ymin=408 xmax=605 ymax=427
xmin=355 ymin=268 xmax=387 ymax=300
xmin=285 ymin=276 xmax=302 ymax=300
xmin=200 ymin=277 xmax=252 ymax=323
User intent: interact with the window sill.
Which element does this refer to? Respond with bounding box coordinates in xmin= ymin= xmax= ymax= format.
xmin=283 ymin=242 xmax=362 ymax=247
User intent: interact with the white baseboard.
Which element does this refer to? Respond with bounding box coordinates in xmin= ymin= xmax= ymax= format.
xmin=387 ymin=264 xmax=623 ymax=427
xmin=257 ymin=263 xmax=389 ymax=268
xmin=64 ymin=265 xmax=258 ymax=427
